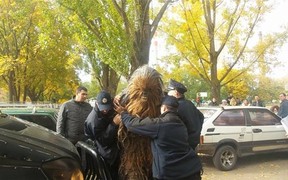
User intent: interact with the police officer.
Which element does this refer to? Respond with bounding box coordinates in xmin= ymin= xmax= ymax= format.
xmin=114 ymin=95 xmax=202 ymax=180
xmin=84 ymin=91 xmax=120 ymax=179
xmin=167 ymin=79 xmax=204 ymax=150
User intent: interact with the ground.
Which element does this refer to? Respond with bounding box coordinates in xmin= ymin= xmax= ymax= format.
xmin=201 ymin=151 xmax=288 ymax=180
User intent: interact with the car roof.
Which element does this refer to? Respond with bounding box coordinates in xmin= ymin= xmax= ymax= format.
xmin=198 ymin=106 xmax=268 ymax=110
xmin=0 ymin=107 xmax=58 ymax=115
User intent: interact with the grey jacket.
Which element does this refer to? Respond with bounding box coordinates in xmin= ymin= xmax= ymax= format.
xmin=57 ymin=99 xmax=92 ymax=144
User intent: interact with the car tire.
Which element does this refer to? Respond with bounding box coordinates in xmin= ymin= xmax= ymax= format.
xmin=213 ymin=145 xmax=237 ymax=171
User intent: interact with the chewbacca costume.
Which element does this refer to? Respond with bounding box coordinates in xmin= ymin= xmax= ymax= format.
xmin=118 ymin=65 xmax=164 ymax=180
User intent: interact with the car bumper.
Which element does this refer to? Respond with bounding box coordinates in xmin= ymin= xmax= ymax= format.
xmin=196 ymin=143 xmax=216 ymax=156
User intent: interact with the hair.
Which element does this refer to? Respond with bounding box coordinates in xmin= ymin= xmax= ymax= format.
xmin=76 ymin=86 xmax=87 ymax=94
xmin=280 ymin=93 xmax=286 ymax=97
xmin=270 ymin=105 xmax=279 ymax=112
xmin=118 ymin=65 xmax=164 ymax=179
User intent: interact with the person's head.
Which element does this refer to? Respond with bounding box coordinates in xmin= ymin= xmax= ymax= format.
xmin=279 ymin=93 xmax=286 ymax=101
xmin=230 ymin=97 xmax=237 ymax=106
xmin=212 ymin=97 xmax=217 ymax=102
xmin=222 ymin=99 xmax=228 ymax=105
xmin=254 ymin=95 xmax=260 ymax=101
xmin=167 ymin=79 xmax=187 ymax=98
xmin=242 ymin=99 xmax=249 ymax=106
xmin=270 ymin=105 xmax=279 ymax=113
xmin=75 ymin=86 xmax=88 ymax=102
xmin=96 ymin=91 xmax=112 ymax=114
xmin=161 ymin=95 xmax=179 ymax=114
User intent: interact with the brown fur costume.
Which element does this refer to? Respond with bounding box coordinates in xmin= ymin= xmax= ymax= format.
xmin=118 ymin=65 xmax=164 ymax=180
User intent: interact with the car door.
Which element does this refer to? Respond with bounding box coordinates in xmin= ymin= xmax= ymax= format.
xmin=248 ymin=108 xmax=288 ymax=152
xmin=212 ymin=109 xmax=253 ymax=151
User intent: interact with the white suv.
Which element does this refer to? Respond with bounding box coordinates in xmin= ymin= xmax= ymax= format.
xmin=197 ymin=106 xmax=288 ymax=171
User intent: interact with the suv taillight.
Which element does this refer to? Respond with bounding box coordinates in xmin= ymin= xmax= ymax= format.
xmin=200 ymin=135 xmax=204 ymax=144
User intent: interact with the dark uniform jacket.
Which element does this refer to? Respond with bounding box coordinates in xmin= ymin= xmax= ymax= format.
xmin=177 ymin=97 xmax=204 ymax=149
xmin=57 ymin=99 xmax=92 ymax=144
xmin=84 ymin=106 xmax=119 ymax=165
xmin=121 ymin=111 xmax=202 ymax=180
xmin=252 ymin=100 xmax=265 ymax=107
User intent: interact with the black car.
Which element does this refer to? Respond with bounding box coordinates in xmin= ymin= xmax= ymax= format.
xmin=0 ymin=112 xmax=83 ymax=179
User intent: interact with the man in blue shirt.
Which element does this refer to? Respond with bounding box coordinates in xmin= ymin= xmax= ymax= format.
xmin=114 ymin=95 xmax=202 ymax=180
xmin=278 ymin=93 xmax=288 ymax=118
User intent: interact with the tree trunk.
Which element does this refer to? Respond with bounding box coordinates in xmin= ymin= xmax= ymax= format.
xmin=130 ymin=0 xmax=151 ymax=75
xmin=99 ymin=63 xmax=120 ymax=97
xmin=210 ymin=56 xmax=221 ymax=104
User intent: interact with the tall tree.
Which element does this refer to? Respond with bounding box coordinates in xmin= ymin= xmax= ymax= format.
xmin=57 ymin=0 xmax=176 ymax=95
xmin=0 ymin=0 xmax=79 ymax=102
xmin=162 ymin=0 xmax=288 ymax=102
xmin=0 ymin=0 xmax=34 ymax=102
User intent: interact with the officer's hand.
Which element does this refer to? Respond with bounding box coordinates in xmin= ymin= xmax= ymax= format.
xmin=114 ymin=100 xmax=126 ymax=114
xmin=113 ymin=114 xmax=121 ymax=125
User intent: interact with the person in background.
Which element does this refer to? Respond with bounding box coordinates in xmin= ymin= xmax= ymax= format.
xmin=220 ymin=99 xmax=229 ymax=107
xmin=229 ymin=97 xmax=237 ymax=106
xmin=84 ymin=91 xmax=119 ymax=179
xmin=242 ymin=99 xmax=250 ymax=106
xmin=270 ymin=105 xmax=279 ymax=114
xmin=251 ymin=95 xmax=265 ymax=107
xmin=226 ymin=93 xmax=233 ymax=105
xmin=57 ymin=86 xmax=92 ymax=144
xmin=277 ymin=93 xmax=288 ymax=118
xmin=167 ymin=79 xmax=204 ymax=150
xmin=208 ymin=97 xmax=218 ymax=106
xmin=196 ymin=95 xmax=201 ymax=107
xmin=114 ymin=95 xmax=203 ymax=180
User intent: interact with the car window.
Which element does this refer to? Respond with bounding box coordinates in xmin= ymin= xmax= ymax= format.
xmin=14 ymin=115 xmax=56 ymax=131
xmin=199 ymin=109 xmax=218 ymax=119
xmin=248 ymin=109 xmax=280 ymax=126
xmin=213 ymin=110 xmax=245 ymax=126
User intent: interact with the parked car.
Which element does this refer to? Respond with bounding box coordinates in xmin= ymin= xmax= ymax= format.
xmin=197 ymin=106 xmax=288 ymax=171
xmin=198 ymin=106 xmax=218 ymax=121
xmin=0 ymin=112 xmax=83 ymax=179
xmin=0 ymin=106 xmax=58 ymax=131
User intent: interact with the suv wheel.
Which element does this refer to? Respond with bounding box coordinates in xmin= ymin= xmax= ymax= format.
xmin=213 ymin=145 xmax=237 ymax=171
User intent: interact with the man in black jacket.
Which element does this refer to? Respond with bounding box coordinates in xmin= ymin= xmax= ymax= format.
xmin=114 ymin=95 xmax=202 ymax=180
xmin=84 ymin=91 xmax=120 ymax=179
xmin=167 ymin=79 xmax=204 ymax=150
xmin=251 ymin=95 xmax=265 ymax=107
xmin=57 ymin=86 xmax=92 ymax=144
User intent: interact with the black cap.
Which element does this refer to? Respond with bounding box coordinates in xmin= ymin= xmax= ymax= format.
xmin=167 ymin=79 xmax=187 ymax=94
xmin=96 ymin=91 xmax=112 ymax=111
xmin=162 ymin=95 xmax=179 ymax=108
